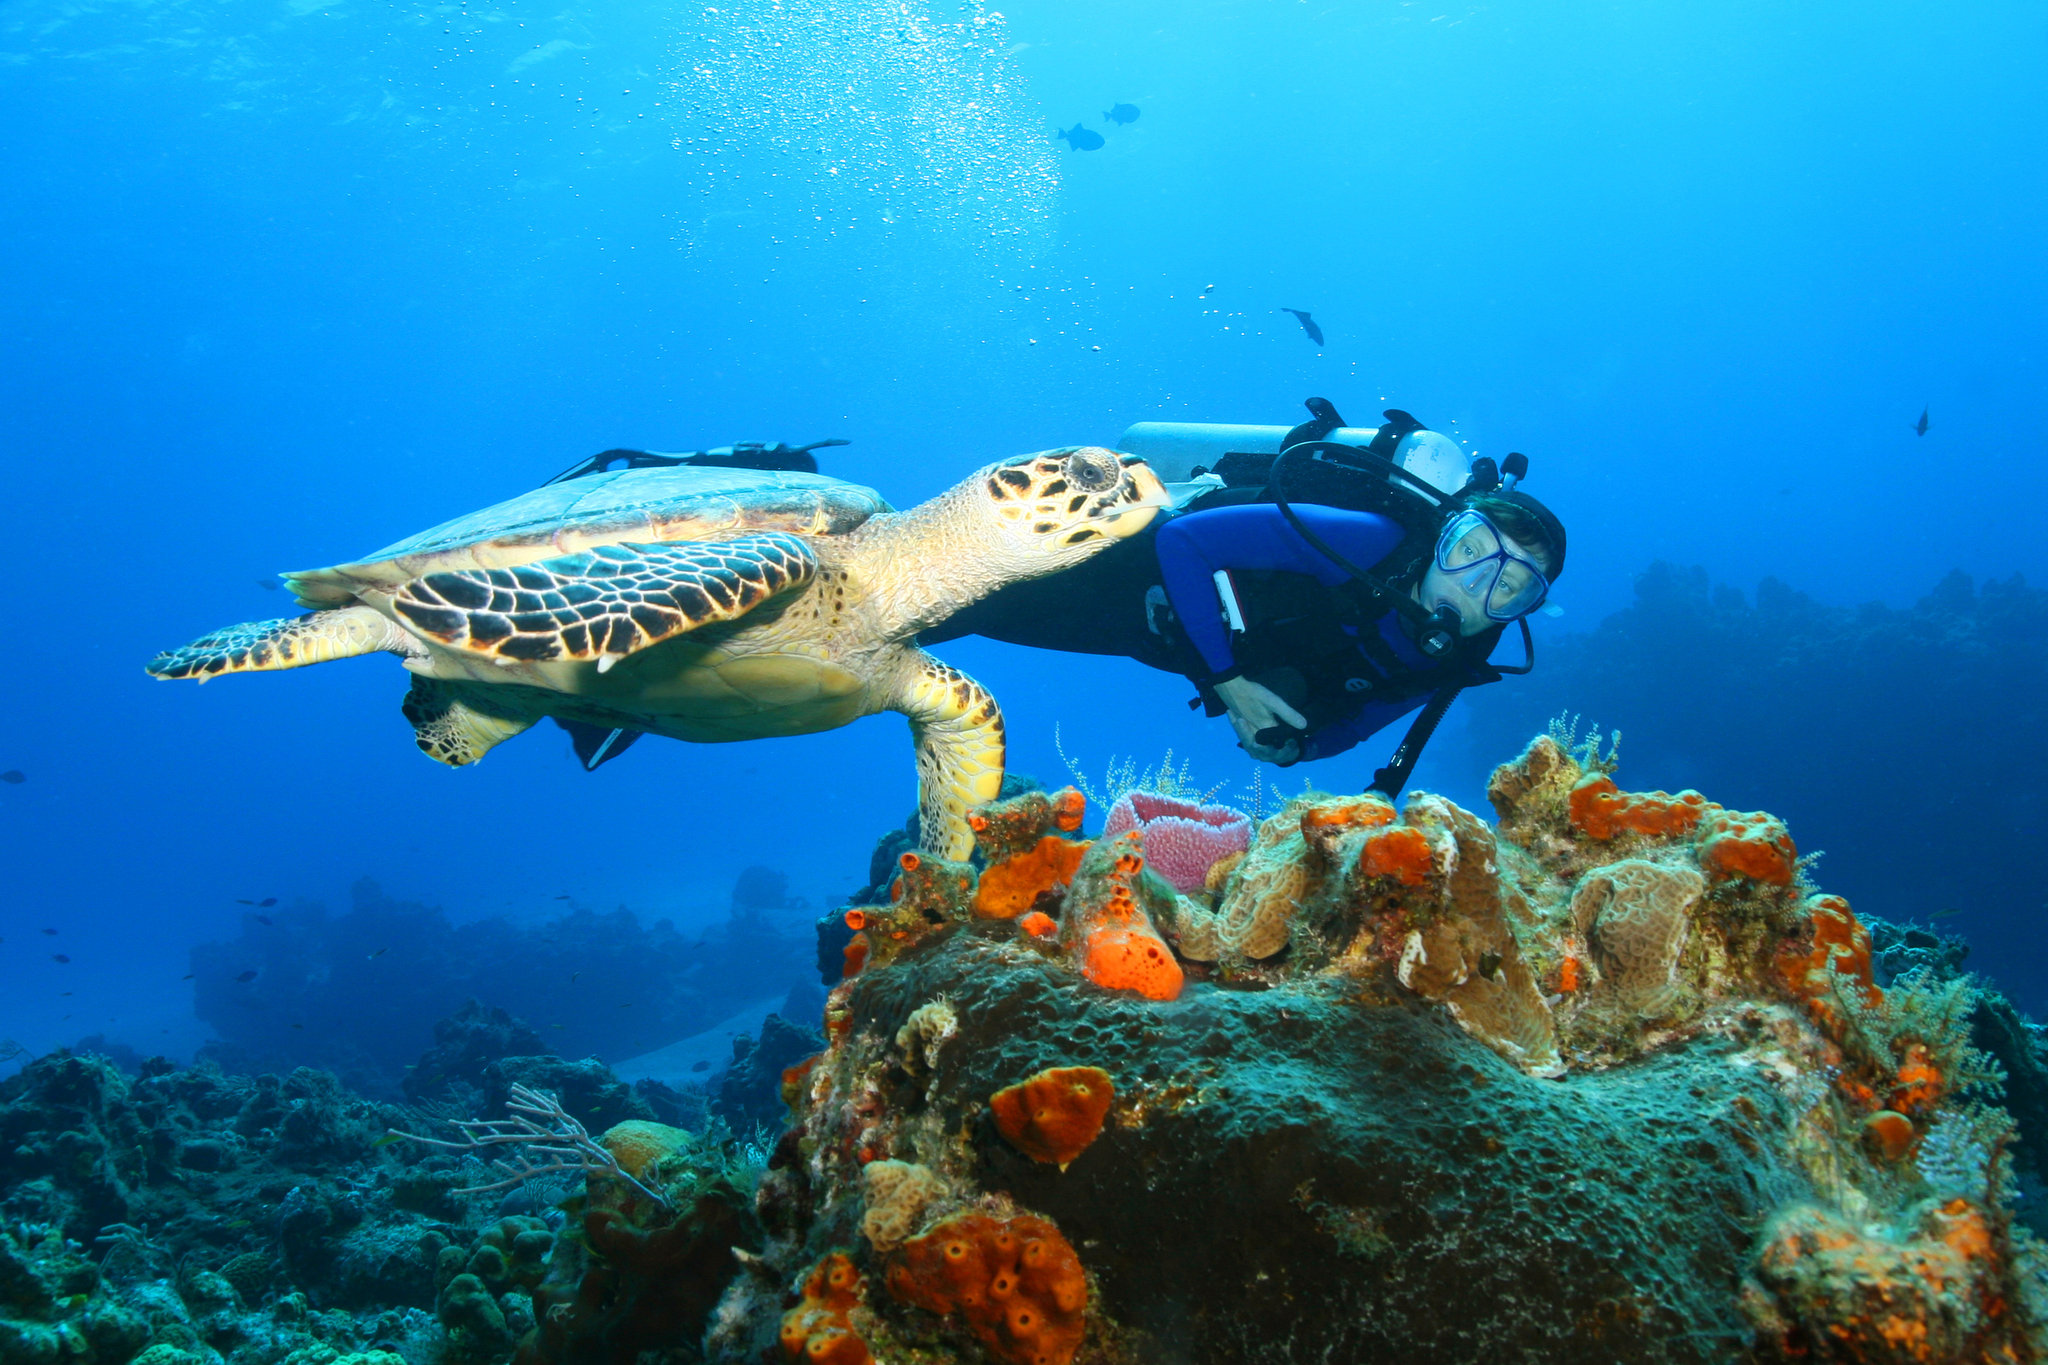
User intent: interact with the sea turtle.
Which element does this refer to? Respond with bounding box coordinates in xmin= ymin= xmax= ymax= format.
xmin=147 ymin=447 xmax=1168 ymax=859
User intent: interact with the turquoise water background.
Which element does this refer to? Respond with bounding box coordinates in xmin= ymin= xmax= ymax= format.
xmin=2 ymin=0 xmax=2044 ymax=1056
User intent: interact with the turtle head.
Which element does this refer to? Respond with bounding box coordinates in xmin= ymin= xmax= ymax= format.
xmin=974 ymin=446 xmax=1170 ymax=574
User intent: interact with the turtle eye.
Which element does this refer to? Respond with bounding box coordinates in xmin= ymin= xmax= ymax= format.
xmin=1063 ymin=450 xmax=1119 ymax=492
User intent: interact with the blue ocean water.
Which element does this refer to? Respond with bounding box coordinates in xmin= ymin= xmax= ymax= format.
xmin=2 ymin=0 xmax=2044 ymax=1059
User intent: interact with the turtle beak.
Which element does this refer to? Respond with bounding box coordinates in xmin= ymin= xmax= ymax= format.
xmin=1098 ymin=456 xmax=1171 ymax=538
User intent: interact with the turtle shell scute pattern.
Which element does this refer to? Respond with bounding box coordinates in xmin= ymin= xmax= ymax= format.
xmin=392 ymin=533 xmax=816 ymax=663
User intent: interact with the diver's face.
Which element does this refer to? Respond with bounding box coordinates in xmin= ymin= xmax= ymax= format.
xmin=1414 ymin=513 xmax=1549 ymax=635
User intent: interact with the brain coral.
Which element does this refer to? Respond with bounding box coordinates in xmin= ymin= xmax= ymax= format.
xmin=860 ymin=1160 xmax=947 ymax=1252
xmin=1574 ymin=858 xmax=1707 ymax=1015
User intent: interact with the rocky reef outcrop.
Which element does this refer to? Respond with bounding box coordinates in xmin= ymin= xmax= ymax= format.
xmin=716 ymin=735 xmax=2048 ymax=1364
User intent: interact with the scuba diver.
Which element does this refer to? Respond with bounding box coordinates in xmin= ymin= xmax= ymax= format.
xmin=924 ymin=398 xmax=1566 ymax=797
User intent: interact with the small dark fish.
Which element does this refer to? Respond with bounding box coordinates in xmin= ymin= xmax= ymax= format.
xmin=0 ymin=770 xmax=23 ymax=785
xmin=51 ymin=954 xmax=70 ymax=964
xmin=182 ymin=973 xmax=195 ymax=980
xmin=234 ymin=969 xmax=257 ymax=983
xmin=571 ymin=971 xmax=582 ymax=982
xmin=367 ymin=947 xmax=388 ymax=960
xmin=40 ymin=928 xmax=56 ymax=936
xmin=255 ymin=916 xmax=273 ymax=926
xmin=1930 ymin=907 xmax=1964 ymax=920
xmin=259 ymin=897 xmax=277 ymax=907
xmin=59 ymin=992 xmax=72 ymax=997
xmin=1055 ymin=123 xmax=1104 ymax=152
xmin=256 ymin=578 xmax=280 ymax=590
xmin=1103 ymin=102 xmax=1139 ymax=126
xmin=1281 ymin=308 xmax=1324 ymax=347
xmin=554 ymin=894 xmax=571 ymax=900
xmin=1914 ymin=406 xmax=1930 ymax=437
xmin=690 ymin=1060 xmax=710 ymax=1072
xmin=290 ymin=1023 xmax=303 ymax=1030
xmin=236 ymin=899 xmax=255 ymax=905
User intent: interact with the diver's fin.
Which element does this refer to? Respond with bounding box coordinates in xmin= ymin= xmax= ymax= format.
xmin=556 ymin=718 xmax=646 ymax=771
xmin=391 ymin=534 xmax=817 ymax=670
xmin=147 ymin=605 xmax=418 ymax=681
xmin=402 ymin=678 xmax=536 ymax=766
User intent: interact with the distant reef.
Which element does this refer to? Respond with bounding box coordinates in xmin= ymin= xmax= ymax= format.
xmin=1462 ymin=563 xmax=2048 ymax=1013
xmin=190 ymin=875 xmax=814 ymax=1098
xmin=0 ymin=998 xmax=780 ymax=1365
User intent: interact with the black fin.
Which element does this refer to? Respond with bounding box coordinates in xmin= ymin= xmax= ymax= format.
xmin=556 ymin=718 xmax=646 ymax=771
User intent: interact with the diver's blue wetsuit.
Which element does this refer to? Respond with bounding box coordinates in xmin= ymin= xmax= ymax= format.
xmin=1155 ymin=503 xmax=1449 ymax=761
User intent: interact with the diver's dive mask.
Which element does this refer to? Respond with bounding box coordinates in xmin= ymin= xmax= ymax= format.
xmin=1432 ymin=510 xmax=1550 ymax=623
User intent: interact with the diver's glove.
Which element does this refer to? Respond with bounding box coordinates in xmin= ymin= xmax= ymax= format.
xmin=1213 ymin=675 xmax=1309 ymax=766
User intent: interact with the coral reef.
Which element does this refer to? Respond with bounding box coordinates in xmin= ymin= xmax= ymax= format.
xmin=0 ymin=1018 xmax=765 ymax=1365
xmin=713 ymin=734 xmax=2048 ymax=1363
xmin=1460 ymin=562 xmax=2048 ymax=1015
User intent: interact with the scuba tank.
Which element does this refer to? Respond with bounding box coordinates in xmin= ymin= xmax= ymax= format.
xmin=1120 ymin=416 xmax=1472 ymax=496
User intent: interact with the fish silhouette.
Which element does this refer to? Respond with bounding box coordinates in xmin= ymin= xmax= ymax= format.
xmin=1103 ymin=103 xmax=1140 ymax=126
xmin=1281 ymin=308 xmax=1325 ymax=347
xmin=1914 ymin=406 xmax=1930 ymax=437
xmin=235 ymin=969 xmax=258 ymax=983
xmin=0 ymin=770 xmax=23 ymax=784
xmin=1056 ymin=123 xmax=1105 ymax=152
xmin=51 ymin=954 xmax=70 ymax=964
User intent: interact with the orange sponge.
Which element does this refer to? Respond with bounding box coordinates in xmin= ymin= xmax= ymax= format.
xmin=974 ymin=835 xmax=1090 ymax=920
xmin=1889 ymin=1042 xmax=1946 ymax=1116
xmin=885 ymin=1212 xmax=1087 ymax=1365
xmin=1698 ymin=809 xmax=1796 ymax=886
xmin=991 ymin=1066 xmax=1114 ymax=1168
xmin=1861 ymin=1110 xmax=1917 ymax=1162
xmin=1063 ymin=837 xmax=1183 ymax=1001
xmin=1778 ymin=894 xmax=1882 ymax=1036
xmin=1359 ymin=825 xmax=1434 ymax=886
xmin=779 ymin=1252 xmax=872 ymax=1365
xmin=1567 ymin=774 xmax=1713 ymax=840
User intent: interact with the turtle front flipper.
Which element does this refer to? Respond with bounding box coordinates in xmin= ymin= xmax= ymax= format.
xmin=402 ymin=678 xmax=537 ymax=766
xmin=147 ymin=605 xmax=421 ymax=681
xmin=391 ymin=534 xmax=817 ymax=671
xmin=893 ymin=652 xmax=1007 ymax=860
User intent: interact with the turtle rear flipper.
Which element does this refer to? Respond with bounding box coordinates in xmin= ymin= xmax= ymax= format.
xmin=896 ymin=652 xmax=1007 ymax=860
xmin=403 ymin=678 xmax=537 ymax=766
xmin=147 ymin=605 xmax=420 ymax=681
xmin=391 ymin=534 xmax=816 ymax=671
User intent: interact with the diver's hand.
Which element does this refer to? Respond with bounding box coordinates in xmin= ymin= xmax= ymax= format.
xmin=1213 ymin=676 xmax=1308 ymax=766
